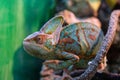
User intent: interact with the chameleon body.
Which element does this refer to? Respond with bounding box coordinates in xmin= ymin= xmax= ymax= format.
xmin=23 ymin=16 xmax=104 ymax=70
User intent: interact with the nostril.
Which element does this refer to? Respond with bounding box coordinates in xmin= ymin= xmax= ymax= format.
xmin=24 ymin=36 xmax=31 ymax=41
xmin=25 ymin=39 xmax=31 ymax=42
xmin=24 ymin=38 xmax=30 ymax=42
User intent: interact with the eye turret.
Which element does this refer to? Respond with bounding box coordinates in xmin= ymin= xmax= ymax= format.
xmin=35 ymin=35 xmax=47 ymax=44
xmin=34 ymin=36 xmax=43 ymax=44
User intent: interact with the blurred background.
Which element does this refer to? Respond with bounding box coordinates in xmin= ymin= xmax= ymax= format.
xmin=0 ymin=0 xmax=120 ymax=80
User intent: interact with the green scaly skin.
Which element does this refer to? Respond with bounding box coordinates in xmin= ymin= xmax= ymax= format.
xmin=23 ymin=16 xmax=104 ymax=70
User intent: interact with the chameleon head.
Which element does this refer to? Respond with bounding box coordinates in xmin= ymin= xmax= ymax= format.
xmin=23 ymin=15 xmax=64 ymax=59
xmin=23 ymin=32 xmax=55 ymax=59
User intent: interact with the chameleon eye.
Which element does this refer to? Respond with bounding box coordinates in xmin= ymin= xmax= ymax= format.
xmin=37 ymin=37 xmax=41 ymax=41
xmin=36 ymin=37 xmax=43 ymax=44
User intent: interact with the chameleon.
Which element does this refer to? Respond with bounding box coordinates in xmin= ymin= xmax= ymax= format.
xmin=23 ymin=15 xmax=105 ymax=70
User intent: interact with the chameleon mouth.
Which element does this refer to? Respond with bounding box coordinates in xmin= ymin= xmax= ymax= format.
xmin=23 ymin=39 xmax=50 ymax=53
xmin=23 ymin=41 xmax=52 ymax=59
xmin=23 ymin=40 xmax=41 ymax=51
xmin=23 ymin=41 xmax=35 ymax=53
xmin=23 ymin=41 xmax=43 ymax=57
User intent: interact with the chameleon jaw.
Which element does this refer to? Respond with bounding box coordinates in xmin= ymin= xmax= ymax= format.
xmin=23 ymin=41 xmax=39 ymax=55
xmin=23 ymin=39 xmax=53 ymax=59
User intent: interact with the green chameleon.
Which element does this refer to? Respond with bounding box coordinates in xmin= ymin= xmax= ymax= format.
xmin=23 ymin=16 xmax=105 ymax=70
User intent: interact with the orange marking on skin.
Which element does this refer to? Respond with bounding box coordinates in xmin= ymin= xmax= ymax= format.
xmin=89 ymin=34 xmax=96 ymax=40
xmin=76 ymin=29 xmax=80 ymax=42
xmin=59 ymin=38 xmax=74 ymax=44
xmin=64 ymin=32 xmax=68 ymax=36
xmin=91 ymin=28 xmax=95 ymax=32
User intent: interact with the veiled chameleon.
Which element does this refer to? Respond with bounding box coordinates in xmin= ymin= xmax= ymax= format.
xmin=23 ymin=16 xmax=105 ymax=70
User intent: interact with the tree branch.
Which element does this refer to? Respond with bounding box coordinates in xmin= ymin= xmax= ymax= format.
xmin=74 ymin=10 xmax=120 ymax=80
xmin=70 ymin=70 xmax=120 ymax=80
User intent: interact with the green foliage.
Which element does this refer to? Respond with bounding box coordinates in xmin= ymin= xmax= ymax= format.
xmin=0 ymin=0 xmax=55 ymax=80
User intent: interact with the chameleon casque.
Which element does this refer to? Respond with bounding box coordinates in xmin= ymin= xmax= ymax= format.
xmin=23 ymin=16 xmax=105 ymax=70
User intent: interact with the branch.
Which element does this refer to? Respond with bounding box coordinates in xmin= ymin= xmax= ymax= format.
xmin=70 ymin=70 xmax=120 ymax=80
xmin=74 ymin=10 xmax=120 ymax=80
